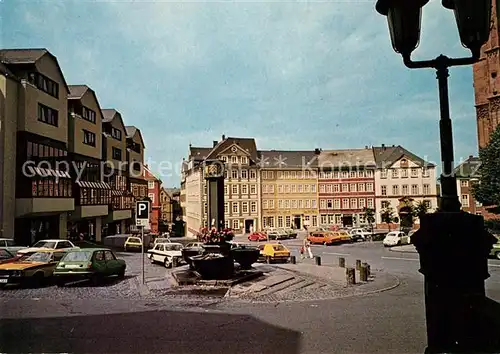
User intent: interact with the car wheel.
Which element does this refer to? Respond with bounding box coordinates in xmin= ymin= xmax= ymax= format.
xmin=164 ymin=258 xmax=172 ymax=268
xmin=118 ymin=268 xmax=125 ymax=279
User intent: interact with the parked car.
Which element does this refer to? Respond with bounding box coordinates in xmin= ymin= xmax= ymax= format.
xmin=148 ymin=243 xmax=184 ymax=268
xmin=258 ymin=243 xmax=290 ymax=263
xmin=185 ymin=242 xmax=204 ymax=248
xmin=248 ymin=232 xmax=267 ymax=242
xmin=149 ymin=237 xmax=171 ymax=249
xmin=307 ymin=231 xmax=343 ymax=245
xmin=336 ymin=230 xmax=353 ymax=243
xmin=54 ymin=248 xmax=126 ymax=286
xmin=349 ymin=228 xmax=371 ymax=241
xmin=0 ymin=238 xmax=26 ymax=254
xmin=280 ymin=228 xmax=297 ymax=239
xmin=383 ymin=231 xmax=410 ymax=247
xmin=489 ymin=236 xmax=500 ymax=259
xmin=0 ymin=250 xmax=67 ymax=287
xmin=17 ymin=239 xmax=79 ymax=256
xmin=124 ymin=236 xmax=143 ymax=252
xmin=0 ymin=249 xmax=19 ymax=264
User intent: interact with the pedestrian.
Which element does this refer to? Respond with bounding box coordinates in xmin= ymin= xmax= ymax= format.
xmin=300 ymin=245 xmax=305 ymax=259
xmin=305 ymin=239 xmax=313 ymax=259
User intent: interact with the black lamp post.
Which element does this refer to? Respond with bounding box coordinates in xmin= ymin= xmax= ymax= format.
xmin=376 ymin=1 xmax=497 ymax=353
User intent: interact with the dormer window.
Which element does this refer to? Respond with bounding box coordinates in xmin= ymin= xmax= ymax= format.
xmin=82 ymin=106 xmax=96 ymax=124
xmin=111 ymin=128 xmax=121 ymax=141
xmin=221 ymin=156 xmax=228 ymax=162
xmin=231 ymin=156 xmax=238 ymax=164
xmin=241 ymin=156 xmax=248 ymax=164
xmin=28 ymin=72 xmax=59 ymax=98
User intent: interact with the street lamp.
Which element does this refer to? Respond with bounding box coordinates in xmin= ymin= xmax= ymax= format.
xmin=376 ymin=1 xmax=497 ymax=353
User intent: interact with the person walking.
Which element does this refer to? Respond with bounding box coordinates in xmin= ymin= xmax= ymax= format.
xmin=303 ymin=237 xmax=313 ymax=259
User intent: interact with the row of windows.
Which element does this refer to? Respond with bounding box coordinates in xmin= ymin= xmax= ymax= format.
xmin=112 ymin=147 xmax=122 ymax=160
xmin=223 ymin=219 xmax=247 ymax=230
xmin=262 ymin=215 xmax=319 ymax=228
xmin=320 ymin=214 xmax=367 ymax=226
xmin=80 ymin=188 xmax=111 ymax=205
xmin=83 ymin=130 xmax=96 ymax=147
xmin=271 ymin=199 xmax=317 ymax=209
xmin=460 ymin=194 xmax=482 ymax=208
xmin=223 ymin=169 xmax=258 ymax=179
xmin=277 ymin=170 xmax=317 ymax=179
xmin=221 ymin=184 xmax=258 ymax=195
xmin=28 ymin=72 xmax=59 ymax=98
xmin=38 ymin=103 xmax=58 ymax=127
xmin=381 ymin=168 xmax=430 ymax=179
xmin=31 ymin=179 xmax=72 ymax=197
xmin=216 ymin=201 xmax=258 ymax=214
xmin=112 ymin=195 xmax=134 ymax=210
xmin=319 ymin=183 xmax=374 ymax=193
xmin=320 ymin=198 xmax=374 ymax=210
xmin=319 ymin=170 xmax=374 ymax=179
xmin=381 ymin=200 xmax=432 ymax=209
xmin=380 ymin=184 xmax=431 ymax=196
xmin=131 ymin=184 xmax=147 ymax=197
xmin=111 ymin=127 xmax=122 ymax=141
xmin=82 ymin=106 xmax=96 ymax=124
xmin=27 ymin=141 xmax=68 ymax=159
xmin=107 ymin=175 xmax=127 ymax=190
xmin=221 ymin=155 xmax=248 ymax=164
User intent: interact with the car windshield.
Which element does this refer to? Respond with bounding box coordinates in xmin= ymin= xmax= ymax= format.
xmin=0 ymin=249 xmax=12 ymax=259
xmin=23 ymin=252 xmax=52 ymax=262
xmin=156 ymin=238 xmax=169 ymax=243
xmin=128 ymin=238 xmax=141 ymax=243
xmin=32 ymin=241 xmax=57 ymax=249
xmin=64 ymin=251 xmax=93 ymax=262
xmin=273 ymin=245 xmax=286 ymax=251
xmin=165 ymin=244 xmax=182 ymax=251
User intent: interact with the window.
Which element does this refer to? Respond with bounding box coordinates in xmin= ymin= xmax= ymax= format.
xmin=333 ymin=172 xmax=339 ymax=178
xmin=250 ymin=170 xmax=257 ymax=179
xmin=341 ymin=171 xmax=348 ymax=179
xmin=327 ymin=199 xmax=333 ymax=209
xmin=334 ymin=199 xmax=340 ymax=209
xmin=277 ymin=171 xmax=283 ymax=179
xmin=112 ymin=147 xmax=122 ymax=160
xmin=279 ymin=200 xmax=283 ymax=209
xmin=232 ymin=169 xmax=238 ymax=179
xmin=320 ymin=199 xmax=326 ymax=209
xmin=250 ymin=185 xmax=257 ymax=194
xmin=312 ymin=215 xmax=318 ymax=226
xmin=350 ymin=198 xmax=357 ymax=209
xmin=269 ymin=185 xmax=274 ymax=193
xmin=298 ymin=199 xmax=303 ymax=208
xmin=82 ymin=106 xmax=96 ymax=123
xmin=342 ymin=184 xmax=349 ymax=192
xmin=304 ymin=184 xmax=310 ymax=193
xmin=291 ymin=171 xmax=296 ymax=179
xmin=358 ymin=171 xmax=365 ymax=178
xmin=285 ymin=200 xmax=290 ymax=208
xmin=461 ymin=180 xmax=469 ymax=187
xmin=222 ymin=156 xmax=228 ymax=163
xmin=111 ymin=127 xmax=121 ymax=140
xmin=321 ymin=215 xmax=327 ymax=225
xmin=357 ymin=183 xmax=364 ymax=192
xmin=311 ymin=184 xmax=316 ymax=193
xmin=28 ymin=72 xmax=59 ymax=98
xmin=298 ymin=184 xmax=303 ymax=193
xmin=224 ymin=185 xmax=228 ymax=195
xmin=268 ymin=200 xmax=274 ymax=209
xmin=381 ymin=169 xmax=388 ymax=179
xmin=291 ymin=184 xmax=296 ymax=193
xmin=392 ymin=169 xmax=399 ymax=178
xmin=392 ymin=185 xmax=399 ymax=195
xmin=285 ymin=185 xmax=290 ymax=193
xmin=241 ymin=156 xmax=248 ymax=164
xmin=461 ymin=194 xmax=469 ymax=207
xmin=402 ymin=185 xmax=409 ymax=195
xmin=278 ymin=184 xmax=284 ymax=193
xmin=326 ymin=184 xmax=332 ymax=193
xmin=242 ymin=202 xmax=248 ymax=213
xmin=401 ymin=169 xmax=408 ymax=178
xmin=231 ymin=156 xmax=238 ymax=164
xmin=38 ymin=103 xmax=58 ymax=126
xmin=319 ymin=184 xmax=325 ymax=193
xmin=148 ymin=181 xmax=155 ymax=189
xmin=311 ymin=199 xmax=317 ymax=208
xmin=305 ymin=171 xmax=310 ymax=178
xmin=422 ymin=168 xmax=430 ymax=177
xmin=411 ymin=168 xmax=418 ymax=177
xmin=333 ymin=184 xmax=340 ymax=192
xmin=342 ymin=199 xmax=349 ymax=209
xmin=149 ymin=193 xmax=155 ymax=204
xmin=381 ymin=201 xmax=390 ymax=209
xmin=349 ymin=184 xmax=357 ymax=192
xmin=241 ymin=170 xmax=248 ymax=179
xmin=423 ymin=200 xmax=431 ymax=208
xmin=83 ymin=130 xmax=96 ymax=146
xmin=359 ymin=198 xmax=366 ymax=208
xmin=232 ymin=185 xmax=239 ymax=194
xmin=366 ymin=170 xmax=373 ymax=178
xmin=232 ymin=202 xmax=239 ymax=213
xmin=292 ymin=200 xmax=297 ymax=208
xmin=381 ymin=185 xmax=387 ymax=196
xmin=278 ymin=216 xmax=284 ymax=228
xmin=224 ymin=220 xmax=230 ymax=229
xmin=268 ymin=171 xmax=274 ymax=179
xmin=241 ymin=184 xmax=248 ymax=194
xmin=319 ymin=172 xmax=325 ymax=179
xmin=232 ymin=220 xmax=240 ymax=229
xmin=263 ymin=200 xmax=268 ymax=209
xmin=423 ymin=184 xmax=430 ymax=194
xmin=224 ymin=170 xmax=228 ymax=179
xmin=366 ymin=183 xmax=373 ymax=192
xmin=367 ymin=198 xmax=374 ymax=208
xmin=350 ymin=171 xmax=357 ymax=178
xmin=251 ymin=201 xmax=257 ymax=212
xmin=285 ymin=216 xmax=291 ymax=228
xmin=224 ymin=202 xmax=229 ymax=213
xmin=203 ymin=202 xmax=207 ymax=214
xmin=411 ymin=185 xmax=419 ymax=195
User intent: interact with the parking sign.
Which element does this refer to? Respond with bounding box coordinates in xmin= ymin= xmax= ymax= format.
xmin=136 ymin=201 xmax=150 ymax=226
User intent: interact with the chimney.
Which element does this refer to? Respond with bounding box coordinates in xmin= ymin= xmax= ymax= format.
xmin=314 ymin=148 xmax=321 ymax=154
xmin=222 ymin=134 xmax=225 ymax=140
xmin=213 ymin=140 xmax=217 ymax=147
xmin=381 ymin=144 xmax=385 ymax=150
xmin=469 ymin=155 xmax=473 ymax=160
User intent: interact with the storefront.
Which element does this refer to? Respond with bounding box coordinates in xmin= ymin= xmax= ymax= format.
xmin=67 ymin=218 xmax=97 ymax=241
xmin=15 ymin=215 xmax=60 ymax=246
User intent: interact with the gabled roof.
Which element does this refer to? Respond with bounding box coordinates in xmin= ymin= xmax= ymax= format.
xmin=372 ymin=145 xmax=434 ymax=168
xmin=0 ymin=62 xmax=16 ymax=79
xmin=68 ymin=85 xmax=105 ymax=121
xmin=454 ymin=156 xmax=481 ymax=178
xmin=189 ymin=146 xmax=212 ymax=161
xmin=125 ymin=126 xmax=145 ymax=148
xmin=0 ymin=48 xmax=70 ymax=93
xmin=143 ymin=164 xmax=161 ymax=182
xmin=205 ymin=137 xmax=258 ymax=162
xmin=318 ymin=149 xmax=376 ymax=170
xmin=101 ymin=109 xmax=126 ymax=133
xmin=258 ymin=150 xmax=319 ymax=168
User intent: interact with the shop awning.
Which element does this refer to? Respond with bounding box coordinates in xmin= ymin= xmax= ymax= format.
xmin=112 ymin=190 xmax=126 ymax=196
xmin=27 ymin=165 xmax=71 ymax=179
xmin=76 ymin=181 xmax=112 ymax=189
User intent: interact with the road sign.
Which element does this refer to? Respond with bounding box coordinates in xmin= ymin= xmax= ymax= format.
xmin=136 ymin=201 xmax=150 ymax=220
xmin=136 ymin=219 xmax=148 ymax=227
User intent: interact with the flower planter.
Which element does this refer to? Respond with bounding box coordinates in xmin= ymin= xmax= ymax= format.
xmin=191 ymin=253 xmax=234 ymax=279
xmin=182 ymin=246 xmax=204 ymax=268
xmin=231 ymin=247 xmax=260 ymax=269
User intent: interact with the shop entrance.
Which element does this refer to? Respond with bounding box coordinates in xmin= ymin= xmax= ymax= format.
xmin=293 ymin=215 xmax=301 ymax=229
xmin=15 ymin=215 xmax=60 ymax=246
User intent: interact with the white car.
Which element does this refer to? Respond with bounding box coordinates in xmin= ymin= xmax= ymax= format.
xmin=0 ymin=238 xmax=26 ymax=253
xmin=148 ymin=242 xmax=183 ymax=268
xmin=17 ymin=239 xmax=79 ymax=255
xmin=383 ymin=231 xmax=410 ymax=247
xmin=349 ymin=228 xmax=372 ymax=241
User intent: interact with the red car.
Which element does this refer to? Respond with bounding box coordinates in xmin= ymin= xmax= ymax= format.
xmin=0 ymin=249 xmax=19 ymax=264
xmin=248 ymin=232 xmax=267 ymax=242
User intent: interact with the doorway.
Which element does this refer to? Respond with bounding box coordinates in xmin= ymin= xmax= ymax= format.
xmin=244 ymin=219 xmax=254 ymax=234
xmin=293 ymin=215 xmax=301 ymax=229
xmin=342 ymin=215 xmax=353 ymax=227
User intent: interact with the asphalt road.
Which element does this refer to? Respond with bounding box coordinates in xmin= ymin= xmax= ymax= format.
xmin=3 ymin=235 xmax=500 ymax=353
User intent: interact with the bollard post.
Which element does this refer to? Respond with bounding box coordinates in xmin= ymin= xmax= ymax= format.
xmin=360 ymin=265 xmax=368 ymax=281
xmin=315 ymin=256 xmax=321 ymax=266
xmin=356 ymin=259 xmax=362 ymax=270
xmin=366 ymin=264 xmax=371 ymax=278
xmin=339 ymin=257 xmax=345 ymax=268
xmin=346 ymin=267 xmax=356 ymax=285
xmin=290 ymin=255 xmax=296 ymax=264
xmin=172 ymin=257 xmax=178 ymax=268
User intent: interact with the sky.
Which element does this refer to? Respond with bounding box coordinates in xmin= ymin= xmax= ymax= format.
xmin=2 ymin=0 xmax=481 ymax=187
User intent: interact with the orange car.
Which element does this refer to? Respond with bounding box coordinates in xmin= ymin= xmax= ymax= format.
xmin=307 ymin=231 xmax=343 ymax=245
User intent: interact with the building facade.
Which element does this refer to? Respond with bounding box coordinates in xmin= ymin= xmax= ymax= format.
xmin=318 ymin=148 xmax=376 ymax=227
xmin=373 ymin=145 xmax=438 ymax=228
xmin=183 ymin=147 xmax=207 ymax=237
xmin=473 ymin=0 xmax=500 ymax=149
xmin=260 ymin=150 xmax=319 ymax=230
xmin=144 ymin=164 xmax=161 ymax=234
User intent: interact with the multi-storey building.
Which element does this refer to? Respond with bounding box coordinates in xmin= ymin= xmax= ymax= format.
xmin=373 ymin=144 xmax=438 ymax=228
xmin=318 ymin=148 xmax=376 ymax=227
xmin=67 ymin=85 xmax=110 ymax=241
xmin=1 ymin=49 xmax=74 ymax=245
xmin=160 ymin=187 xmax=173 ymax=225
xmin=101 ymin=109 xmax=134 ymax=235
xmin=473 ymin=0 xmax=500 ymax=149
xmin=144 ymin=164 xmax=162 ymax=234
xmin=260 ymin=150 xmax=319 ymax=230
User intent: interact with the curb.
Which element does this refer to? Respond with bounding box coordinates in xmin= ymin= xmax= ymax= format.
xmin=389 ymin=247 xmax=418 ymax=254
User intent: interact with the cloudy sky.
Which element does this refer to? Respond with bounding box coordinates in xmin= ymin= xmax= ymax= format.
xmin=3 ymin=0 xmax=479 ymax=186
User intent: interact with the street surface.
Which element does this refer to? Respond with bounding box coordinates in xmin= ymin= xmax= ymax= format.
xmin=2 ymin=233 xmax=500 ymax=353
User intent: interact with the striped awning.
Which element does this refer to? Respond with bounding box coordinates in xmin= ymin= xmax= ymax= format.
xmin=76 ymin=181 xmax=111 ymax=189
xmin=112 ymin=190 xmax=125 ymax=196
xmin=27 ymin=166 xmax=71 ymax=179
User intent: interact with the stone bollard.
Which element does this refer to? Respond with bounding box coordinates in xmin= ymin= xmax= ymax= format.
xmin=366 ymin=264 xmax=371 ymax=278
xmin=290 ymin=255 xmax=296 ymax=264
xmin=339 ymin=257 xmax=346 ymax=268
xmin=172 ymin=257 xmax=178 ymax=268
xmin=346 ymin=267 xmax=356 ymax=285
xmin=360 ymin=265 xmax=368 ymax=282
xmin=356 ymin=259 xmax=362 ymax=270
xmin=315 ymin=256 xmax=321 ymax=266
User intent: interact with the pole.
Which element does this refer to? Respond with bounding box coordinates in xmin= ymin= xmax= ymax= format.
xmin=141 ymin=225 xmax=145 ymax=284
xmin=435 ymin=57 xmax=460 ymax=212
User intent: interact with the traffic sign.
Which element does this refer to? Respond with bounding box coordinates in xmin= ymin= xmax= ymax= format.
xmin=136 ymin=201 xmax=150 ymax=220
xmin=136 ymin=219 xmax=148 ymax=227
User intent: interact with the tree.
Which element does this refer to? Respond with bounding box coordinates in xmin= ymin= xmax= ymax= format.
xmin=413 ymin=200 xmax=430 ymax=218
xmin=473 ymin=125 xmax=500 ymax=212
xmin=380 ymin=206 xmax=396 ymax=231
xmin=363 ymin=207 xmax=376 ymax=233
